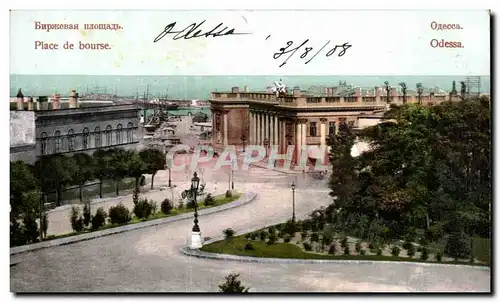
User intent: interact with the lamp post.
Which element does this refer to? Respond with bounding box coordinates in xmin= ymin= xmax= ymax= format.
xmin=167 ymin=158 xmax=172 ymax=188
xmin=264 ymin=138 xmax=269 ymax=158
xmin=231 ymin=159 xmax=235 ymax=190
xmin=190 ymin=172 xmax=202 ymax=249
xmin=291 ymin=181 xmax=296 ymax=223
xmin=241 ymin=135 xmax=247 ymax=153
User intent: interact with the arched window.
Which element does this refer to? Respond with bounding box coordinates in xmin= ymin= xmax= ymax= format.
xmin=116 ymin=124 xmax=123 ymax=144
xmin=94 ymin=126 xmax=101 ymax=148
xmin=68 ymin=129 xmax=75 ymax=151
xmin=41 ymin=132 xmax=48 ymax=155
xmin=82 ymin=128 xmax=89 ymax=149
xmin=54 ymin=130 xmax=61 ymax=153
xmin=105 ymin=125 xmax=112 ymax=146
xmin=126 ymin=122 xmax=134 ymax=143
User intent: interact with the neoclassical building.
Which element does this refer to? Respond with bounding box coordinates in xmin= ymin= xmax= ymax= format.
xmin=210 ymin=86 xmax=460 ymax=165
xmin=10 ymin=89 xmax=140 ymax=163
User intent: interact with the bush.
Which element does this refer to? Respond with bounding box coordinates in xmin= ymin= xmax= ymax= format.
xmin=225 ymin=190 xmax=232 ymax=198
xmin=303 ymin=242 xmax=312 ymax=251
xmin=277 ymin=231 xmax=284 ymax=238
xmin=149 ymin=201 xmax=158 ymax=214
xmin=83 ymin=204 xmax=91 ymax=227
xmin=268 ymin=226 xmax=276 ymax=235
xmin=284 ymin=235 xmax=291 ymax=243
xmin=259 ymin=231 xmax=267 ymax=241
xmin=300 ymin=230 xmax=308 ymax=241
xmin=23 ymin=215 xmax=39 ymax=243
xmin=218 ymin=273 xmax=249 ymax=293
xmin=108 ymin=202 xmax=131 ymax=224
xmin=402 ymin=240 xmax=413 ymax=251
xmin=436 ymin=250 xmax=443 ymax=262
xmin=204 ymin=194 xmax=216 ymax=206
xmin=407 ymin=244 xmax=416 ymax=258
xmin=368 ymin=242 xmax=376 ymax=251
xmin=91 ymin=207 xmax=107 ymax=230
xmin=70 ymin=206 xmax=84 ymax=232
xmin=161 ymin=199 xmax=173 ymax=214
xmin=186 ymin=200 xmax=196 ymax=209
xmin=328 ymin=244 xmax=336 ymax=255
xmin=133 ymin=199 xmax=152 ymax=220
xmin=244 ymin=243 xmax=254 ymax=251
xmin=404 ymin=227 xmax=417 ymax=242
xmin=344 ymin=245 xmax=350 ymax=255
xmin=391 ymin=246 xmax=401 ymax=257
xmin=376 ymin=248 xmax=383 ymax=256
xmin=249 ymin=232 xmax=257 ymax=240
xmin=177 ymin=200 xmax=184 ymax=210
xmin=425 ymin=223 xmax=444 ymax=243
xmin=311 ymin=232 xmax=319 ymax=242
xmin=267 ymin=234 xmax=277 ymax=245
xmin=282 ymin=220 xmax=297 ymax=235
xmin=445 ymin=231 xmax=471 ymax=259
xmin=244 ymin=233 xmax=251 ymax=240
xmin=340 ymin=237 xmax=348 ymax=248
xmin=360 ymin=249 xmax=367 ymax=256
xmin=322 ymin=234 xmax=333 ymax=246
xmin=355 ymin=241 xmax=362 ymax=253
xmin=420 ymin=247 xmax=429 ymax=261
xmin=223 ymin=228 xmax=235 ymax=240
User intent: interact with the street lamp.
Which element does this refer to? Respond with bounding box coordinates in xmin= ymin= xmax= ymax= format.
xmin=190 ymin=172 xmax=202 ymax=249
xmin=241 ymin=134 xmax=247 ymax=153
xmin=291 ymin=181 xmax=296 ymax=223
xmin=166 ymin=158 xmax=172 ymax=188
xmin=263 ymin=138 xmax=269 ymax=158
xmin=231 ymin=159 xmax=235 ymax=190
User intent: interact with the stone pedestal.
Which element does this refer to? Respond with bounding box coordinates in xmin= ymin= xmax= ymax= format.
xmin=191 ymin=231 xmax=203 ymax=249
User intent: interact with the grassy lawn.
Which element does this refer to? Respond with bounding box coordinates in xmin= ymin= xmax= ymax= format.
xmin=43 ymin=193 xmax=241 ymax=242
xmin=201 ymin=235 xmax=489 ymax=267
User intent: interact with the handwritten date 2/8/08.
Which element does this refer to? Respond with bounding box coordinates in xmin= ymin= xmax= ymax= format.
xmin=272 ymin=39 xmax=352 ymax=68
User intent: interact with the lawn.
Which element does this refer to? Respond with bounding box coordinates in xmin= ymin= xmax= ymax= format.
xmin=43 ymin=193 xmax=241 ymax=242
xmin=201 ymin=234 xmax=489 ymax=267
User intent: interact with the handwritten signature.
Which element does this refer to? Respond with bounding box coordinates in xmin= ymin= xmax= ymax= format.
xmin=153 ymin=20 xmax=251 ymax=42
xmin=269 ymin=37 xmax=352 ymax=67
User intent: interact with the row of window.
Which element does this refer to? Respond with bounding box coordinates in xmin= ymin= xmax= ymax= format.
xmin=40 ymin=123 xmax=135 ymax=155
xmin=308 ymin=121 xmax=353 ymax=137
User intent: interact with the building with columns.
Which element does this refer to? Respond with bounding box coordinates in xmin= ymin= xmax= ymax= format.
xmin=210 ymin=85 xmax=464 ymax=166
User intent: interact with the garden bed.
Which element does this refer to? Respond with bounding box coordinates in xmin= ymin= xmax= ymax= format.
xmin=201 ymin=223 xmax=490 ymax=267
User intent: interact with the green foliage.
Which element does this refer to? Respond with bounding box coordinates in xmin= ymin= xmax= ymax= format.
xmin=340 ymin=237 xmax=348 ymax=249
xmin=259 ymin=231 xmax=267 ymax=241
xmin=282 ymin=220 xmax=297 ymax=235
xmin=223 ymin=228 xmax=235 ymax=240
xmin=436 ymin=250 xmax=443 ymax=262
xmin=204 ymin=193 xmax=216 ymax=206
xmin=177 ymin=200 xmax=184 ymax=210
xmin=344 ymin=245 xmax=350 ymax=255
xmin=161 ymin=199 xmax=173 ymax=214
xmin=23 ymin=214 xmax=39 ymax=243
xmin=328 ymin=243 xmax=336 ymax=255
xmin=355 ymin=241 xmax=362 ymax=253
xmin=244 ymin=242 xmax=254 ymax=251
xmin=186 ymin=199 xmax=196 ymax=209
xmin=322 ymin=234 xmax=333 ymax=247
xmin=376 ymin=248 xmax=383 ymax=256
xmin=218 ymin=273 xmax=250 ymax=293
xmin=300 ymin=230 xmax=308 ymax=241
xmin=70 ymin=206 xmax=84 ymax=232
xmin=139 ymin=148 xmax=166 ymax=189
xmin=132 ymin=187 xmax=140 ymax=205
xmin=249 ymin=232 xmax=257 ymax=240
xmin=72 ymin=153 xmax=95 ymax=202
xmin=406 ymin=244 xmax=416 ymax=258
xmin=108 ymin=202 xmax=131 ymax=224
xmin=268 ymin=226 xmax=276 ymax=235
xmin=284 ymin=235 xmax=291 ymax=243
xmin=91 ymin=207 xmax=107 ymax=230
xmin=133 ymin=199 xmax=152 ymax=220
xmin=303 ymin=242 xmax=312 ymax=251
xmin=267 ymin=234 xmax=277 ymax=245
xmin=83 ymin=204 xmax=91 ymax=227
xmin=10 ymin=218 xmax=25 ymax=247
xmin=391 ymin=246 xmax=401 ymax=257
xmin=425 ymin=223 xmax=444 ymax=242
xmin=311 ymin=232 xmax=319 ymax=242
xmin=445 ymin=231 xmax=472 ymax=259
xmin=360 ymin=249 xmax=367 ymax=256
xmin=149 ymin=201 xmax=158 ymax=214
xmin=225 ymin=190 xmax=233 ymax=198
xmin=402 ymin=240 xmax=413 ymax=251
xmin=420 ymin=247 xmax=429 ymax=261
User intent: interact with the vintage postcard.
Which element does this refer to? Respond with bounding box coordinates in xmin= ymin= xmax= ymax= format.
xmin=9 ymin=8 xmax=491 ymax=293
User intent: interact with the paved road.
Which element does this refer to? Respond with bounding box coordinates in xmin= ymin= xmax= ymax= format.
xmin=10 ymin=166 xmax=490 ymax=292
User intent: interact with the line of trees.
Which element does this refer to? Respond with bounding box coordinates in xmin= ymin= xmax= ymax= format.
xmin=327 ymin=97 xmax=491 ymax=259
xmin=10 ymin=147 xmax=166 ymax=247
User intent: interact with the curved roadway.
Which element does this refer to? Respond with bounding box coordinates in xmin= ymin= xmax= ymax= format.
xmin=10 ymin=167 xmax=490 ymax=292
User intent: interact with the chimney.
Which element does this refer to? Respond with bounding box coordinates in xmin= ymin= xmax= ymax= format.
xmin=374 ymin=86 xmax=381 ymax=103
xmin=16 ymin=88 xmax=24 ymax=110
xmin=27 ymin=97 xmax=34 ymax=111
xmin=243 ymin=85 xmax=249 ymax=93
xmin=38 ymin=96 xmax=48 ymax=110
xmin=292 ymin=88 xmax=301 ymax=97
xmin=355 ymin=88 xmax=363 ymax=103
xmin=69 ymin=90 xmax=78 ymax=108
xmin=231 ymin=86 xmax=239 ymax=93
xmin=52 ymin=93 xmax=61 ymax=110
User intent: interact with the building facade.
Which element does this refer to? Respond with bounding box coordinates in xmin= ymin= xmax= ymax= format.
xmin=10 ymin=89 xmax=141 ymax=164
xmin=210 ymin=86 xmax=461 ymax=165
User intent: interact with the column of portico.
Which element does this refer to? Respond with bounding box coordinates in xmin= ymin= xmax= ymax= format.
xmin=280 ymin=119 xmax=286 ymax=154
xmin=223 ymin=111 xmax=228 ymax=147
xmin=259 ymin=113 xmax=263 ymax=145
xmin=320 ymin=118 xmax=327 ymax=148
xmin=264 ymin=114 xmax=269 ymax=143
xmin=273 ymin=115 xmax=279 ymax=146
xmin=301 ymin=119 xmax=307 ymax=149
xmin=249 ymin=111 xmax=254 ymax=144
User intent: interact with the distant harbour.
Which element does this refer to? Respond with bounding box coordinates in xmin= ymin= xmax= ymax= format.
xmin=10 ymin=75 xmax=491 ymax=100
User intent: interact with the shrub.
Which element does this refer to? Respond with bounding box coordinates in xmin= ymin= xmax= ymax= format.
xmin=83 ymin=204 xmax=91 ymax=227
xmin=402 ymin=240 xmax=413 ymax=251
xmin=223 ymin=228 xmax=236 ymax=240
xmin=249 ymin=232 xmax=257 ymax=240
xmin=177 ymin=200 xmax=184 ymax=210
xmin=244 ymin=233 xmax=251 ymax=240
xmin=328 ymin=243 xmax=336 ymax=255
xmin=244 ymin=243 xmax=254 ymax=251
xmin=225 ymin=190 xmax=232 ymax=198
xmin=376 ymin=248 xmax=383 ymax=256
xmin=368 ymin=242 xmax=376 ymax=251
xmin=149 ymin=201 xmax=158 ymax=214
xmin=420 ymin=247 xmax=429 ymax=261
xmin=268 ymin=226 xmax=276 ymax=235
xmin=91 ymin=207 xmax=107 ymax=230
xmin=133 ymin=199 xmax=152 ymax=220
xmin=311 ymin=223 xmax=319 ymax=232
xmin=303 ymin=242 xmax=312 ymax=251
xmin=70 ymin=206 xmax=84 ymax=232
xmin=360 ymin=249 xmax=367 ymax=256
xmin=277 ymin=231 xmax=284 ymax=238
xmin=322 ymin=234 xmax=333 ymax=247
xmin=404 ymin=227 xmax=417 ymax=242
xmin=436 ymin=250 xmax=443 ymax=262
xmin=259 ymin=231 xmax=267 ymax=241
xmin=340 ymin=237 xmax=348 ymax=249
xmin=344 ymin=245 xmax=350 ymax=255
xmin=407 ymin=244 xmax=416 ymax=258
xmin=218 ymin=273 xmax=249 ymax=293
xmin=186 ymin=200 xmax=196 ymax=209
xmin=300 ymin=230 xmax=308 ymax=241
xmin=391 ymin=246 xmax=401 ymax=257
xmin=161 ymin=198 xmax=173 ymax=214
xmin=355 ymin=241 xmax=362 ymax=253
xmin=311 ymin=232 xmax=319 ymax=242
xmin=132 ymin=187 xmax=140 ymax=205
xmin=282 ymin=220 xmax=297 ymax=235
xmin=445 ymin=231 xmax=471 ymax=260
xmin=284 ymin=235 xmax=291 ymax=243
xmin=425 ymin=223 xmax=444 ymax=243
xmin=108 ymin=202 xmax=131 ymax=224
xmin=204 ymin=193 xmax=216 ymax=206
xmin=23 ymin=215 xmax=39 ymax=243
xmin=267 ymin=234 xmax=277 ymax=245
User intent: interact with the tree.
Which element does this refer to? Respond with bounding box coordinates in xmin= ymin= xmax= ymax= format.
xmin=93 ymin=149 xmax=113 ymax=198
xmin=109 ymin=149 xmax=131 ymax=196
xmin=139 ymin=148 xmax=166 ymax=189
xmin=126 ymin=150 xmax=147 ymax=196
xmin=35 ymin=155 xmax=77 ymax=207
xmin=72 ymin=153 xmax=95 ymax=202
xmin=192 ymin=112 xmax=209 ymax=123
xmin=399 ymin=82 xmax=407 ymax=104
xmin=384 ymin=81 xmax=391 ymax=103
xmin=218 ymin=273 xmax=250 ymax=293
xmin=10 ymin=161 xmax=39 ymax=216
xmin=416 ymin=83 xmax=424 ymax=105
